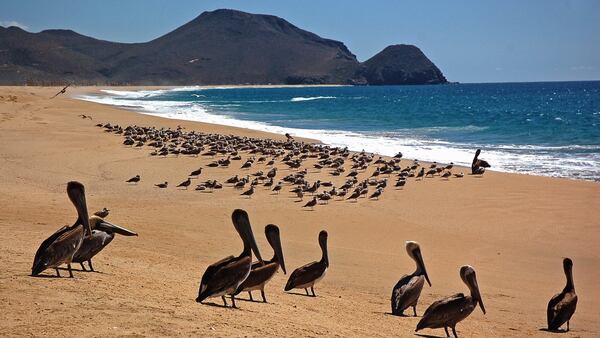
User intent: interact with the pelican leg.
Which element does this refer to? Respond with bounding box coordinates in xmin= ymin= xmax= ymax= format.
xmin=451 ymin=326 xmax=458 ymax=338
xmin=444 ymin=327 xmax=450 ymax=337
xmin=80 ymin=262 xmax=87 ymax=271
xmin=88 ymin=260 xmax=95 ymax=272
xmin=55 ymin=268 xmax=61 ymax=277
xmin=221 ymin=296 xmax=227 ymax=307
xmin=261 ymin=290 xmax=267 ymax=303
xmin=67 ymin=264 xmax=74 ymax=278
xmin=412 ymin=305 xmax=417 ymax=317
xmin=311 ymin=286 xmax=316 ymax=297
xmin=567 ymin=321 xmax=570 ymax=332
xmin=305 ymin=288 xmax=310 ymax=296
xmin=230 ymin=295 xmax=237 ymax=309
xmin=248 ymin=291 xmax=253 ymax=301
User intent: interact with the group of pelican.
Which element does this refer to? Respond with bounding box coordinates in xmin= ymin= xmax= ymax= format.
xmin=197 ymin=209 xmax=329 ymax=307
xmin=391 ymin=241 xmax=577 ymax=337
xmin=32 ymin=181 xmax=577 ymax=336
xmin=31 ymin=181 xmax=137 ymax=278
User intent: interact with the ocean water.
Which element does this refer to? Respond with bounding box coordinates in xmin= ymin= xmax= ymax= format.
xmin=81 ymin=82 xmax=600 ymax=181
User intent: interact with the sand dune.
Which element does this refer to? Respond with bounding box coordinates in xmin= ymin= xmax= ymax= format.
xmin=0 ymin=87 xmax=598 ymax=337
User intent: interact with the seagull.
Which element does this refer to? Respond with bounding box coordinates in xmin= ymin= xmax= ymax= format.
xmin=126 ymin=175 xmax=140 ymax=184
xmin=155 ymin=182 xmax=168 ymax=188
xmin=177 ymin=178 xmax=192 ymax=189
xmin=50 ymin=84 xmax=71 ymax=99
xmin=93 ymin=208 xmax=110 ymax=218
xmin=241 ymin=186 xmax=255 ymax=198
xmin=303 ymin=197 xmax=317 ymax=210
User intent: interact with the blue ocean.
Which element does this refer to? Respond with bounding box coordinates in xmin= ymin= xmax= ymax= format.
xmin=82 ymin=81 xmax=600 ymax=181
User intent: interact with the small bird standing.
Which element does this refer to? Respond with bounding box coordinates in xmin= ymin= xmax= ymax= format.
xmin=303 ymin=197 xmax=317 ymax=210
xmin=177 ymin=178 xmax=192 ymax=189
xmin=126 ymin=175 xmax=140 ymax=184
xmin=241 ymin=186 xmax=255 ymax=198
xmin=93 ymin=208 xmax=110 ymax=218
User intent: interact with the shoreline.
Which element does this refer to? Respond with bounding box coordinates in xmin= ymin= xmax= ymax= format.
xmin=1 ymin=86 xmax=599 ymax=337
xmin=75 ymin=85 xmax=599 ymax=183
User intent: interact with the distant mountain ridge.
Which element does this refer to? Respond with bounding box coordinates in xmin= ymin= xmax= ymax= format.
xmin=0 ymin=9 xmax=447 ymax=85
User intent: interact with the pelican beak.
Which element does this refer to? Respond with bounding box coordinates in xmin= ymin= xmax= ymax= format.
xmin=232 ymin=209 xmax=263 ymax=263
xmin=415 ymin=250 xmax=431 ymax=287
xmin=478 ymin=297 xmax=486 ymax=315
xmin=469 ymin=272 xmax=486 ymax=315
xmin=96 ymin=220 xmax=138 ymax=236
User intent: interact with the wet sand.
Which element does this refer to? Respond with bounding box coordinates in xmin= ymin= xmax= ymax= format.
xmin=0 ymin=86 xmax=599 ymax=337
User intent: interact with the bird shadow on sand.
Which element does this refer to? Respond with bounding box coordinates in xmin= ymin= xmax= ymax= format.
xmin=539 ymin=328 xmax=569 ymax=334
xmin=414 ymin=334 xmax=445 ymax=338
xmin=285 ymin=291 xmax=317 ymax=297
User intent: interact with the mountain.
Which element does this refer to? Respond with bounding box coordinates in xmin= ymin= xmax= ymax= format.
xmin=362 ymin=45 xmax=447 ymax=85
xmin=0 ymin=9 xmax=446 ymax=85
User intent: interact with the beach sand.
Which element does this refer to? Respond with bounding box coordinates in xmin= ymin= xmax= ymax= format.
xmin=0 ymin=86 xmax=598 ymax=337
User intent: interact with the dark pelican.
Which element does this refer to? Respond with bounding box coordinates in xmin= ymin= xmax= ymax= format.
xmin=31 ymin=181 xmax=91 ymax=277
xmin=72 ymin=216 xmax=138 ymax=272
xmin=391 ymin=241 xmax=431 ymax=316
xmin=471 ymin=149 xmax=491 ymax=174
xmin=284 ymin=230 xmax=328 ymax=297
xmin=235 ymin=224 xmax=287 ymax=303
xmin=547 ymin=258 xmax=577 ymax=332
xmin=416 ymin=265 xmax=485 ymax=338
xmin=196 ymin=209 xmax=263 ymax=308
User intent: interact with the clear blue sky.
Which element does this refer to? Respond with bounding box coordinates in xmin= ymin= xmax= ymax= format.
xmin=1 ymin=0 xmax=599 ymax=83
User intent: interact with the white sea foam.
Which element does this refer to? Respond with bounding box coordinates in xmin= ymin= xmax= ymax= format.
xmin=291 ymin=96 xmax=336 ymax=102
xmin=78 ymin=91 xmax=600 ymax=181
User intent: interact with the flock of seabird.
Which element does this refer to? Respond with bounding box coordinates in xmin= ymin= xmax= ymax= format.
xmin=98 ymin=122 xmax=486 ymax=211
xmin=28 ymin=122 xmax=578 ymax=337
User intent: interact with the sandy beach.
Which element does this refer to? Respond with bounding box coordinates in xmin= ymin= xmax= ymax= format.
xmin=0 ymin=86 xmax=599 ymax=337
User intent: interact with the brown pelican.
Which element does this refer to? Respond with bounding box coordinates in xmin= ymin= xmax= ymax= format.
xmin=284 ymin=230 xmax=328 ymax=297
xmin=235 ymin=224 xmax=286 ymax=303
xmin=31 ymin=181 xmax=91 ymax=277
xmin=73 ymin=216 xmax=138 ymax=272
xmin=50 ymin=84 xmax=71 ymax=99
xmin=196 ymin=209 xmax=263 ymax=308
xmin=471 ymin=149 xmax=491 ymax=174
xmin=391 ymin=241 xmax=431 ymax=316
xmin=547 ymin=258 xmax=577 ymax=332
xmin=416 ymin=265 xmax=485 ymax=338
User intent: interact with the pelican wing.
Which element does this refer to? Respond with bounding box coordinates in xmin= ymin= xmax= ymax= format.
xmin=72 ymin=230 xmax=114 ymax=263
xmin=418 ymin=293 xmax=466 ymax=330
xmin=547 ymin=292 xmax=577 ymax=330
xmin=284 ymin=261 xmax=325 ymax=291
xmin=235 ymin=261 xmax=279 ymax=294
xmin=32 ymin=225 xmax=84 ymax=275
xmin=391 ymin=274 xmax=425 ymax=314
xmin=199 ymin=255 xmax=251 ymax=299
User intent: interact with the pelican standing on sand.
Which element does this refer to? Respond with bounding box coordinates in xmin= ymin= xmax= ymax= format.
xmin=196 ymin=209 xmax=263 ymax=308
xmin=547 ymin=258 xmax=577 ymax=332
xmin=416 ymin=265 xmax=485 ymax=338
xmin=72 ymin=216 xmax=138 ymax=272
xmin=285 ymin=230 xmax=329 ymax=297
xmin=391 ymin=241 xmax=431 ymax=316
xmin=235 ymin=224 xmax=286 ymax=303
xmin=31 ymin=181 xmax=91 ymax=277
xmin=471 ymin=149 xmax=491 ymax=174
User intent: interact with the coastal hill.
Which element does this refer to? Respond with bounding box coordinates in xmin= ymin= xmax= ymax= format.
xmin=363 ymin=45 xmax=447 ymax=85
xmin=0 ymin=9 xmax=447 ymax=85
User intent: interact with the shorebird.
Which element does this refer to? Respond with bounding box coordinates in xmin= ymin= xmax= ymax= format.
xmin=547 ymin=258 xmax=577 ymax=332
xmin=285 ymin=230 xmax=328 ymax=297
xmin=73 ymin=216 xmax=137 ymax=272
xmin=235 ymin=224 xmax=286 ymax=303
xmin=454 ymin=172 xmax=464 ymax=178
xmin=177 ymin=178 xmax=192 ymax=189
xmin=303 ymin=197 xmax=317 ymax=210
xmin=441 ymin=171 xmax=452 ymax=179
xmin=93 ymin=208 xmax=110 ymax=218
xmin=241 ymin=186 xmax=255 ymax=198
xmin=395 ymin=179 xmax=406 ymax=188
xmin=416 ymin=265 xmax=485 ymax=338
xmin=347 ymin=190 xmax=360 ymax=202
xmin=416 ymin=168 xmax=425 ymax=180
xmin=196 ymin=209 xmax=263 ymax=308
xmin=425 ymin=168 xmax=438 ymax=177
xmin=369 ymin=188 xmax=383 ymax=200
xmin=272 ymin=182 xmax=282 ymax=194
xmin=155 ymin=182 xmax=168 ymax=188
xmin=126 ymin=175 xmax=140 ymax=184
xmin=31 ymin=181 xmax=91 ymax=278
xmin=391 ymin=241 xmax=431 ymax=316
xmin=189 ymin=168 xmax=203 ymax=177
